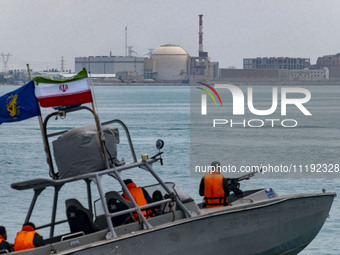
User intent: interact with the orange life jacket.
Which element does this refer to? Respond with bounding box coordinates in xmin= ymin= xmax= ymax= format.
xmin=14 ymin=225 xmax=39 ymax=251
xmin=123 ymin=182 xmax=152 ymax=219
xmin=0 ymin=234 xmax=5 ymax=244
xmin=203 ymin=173 xmax=227 ymax=208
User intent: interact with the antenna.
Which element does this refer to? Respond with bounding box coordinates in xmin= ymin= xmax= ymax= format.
xmin=125 ymin=26 xmax=128 ymax=57
xmin=1 ymin=53 xmax=12 ymax=73
xmin=61 ymin=56 xmax=65 ymax=72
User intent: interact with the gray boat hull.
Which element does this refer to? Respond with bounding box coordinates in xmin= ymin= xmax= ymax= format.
xmin=48 ymin=193 xmax=334 ymax=255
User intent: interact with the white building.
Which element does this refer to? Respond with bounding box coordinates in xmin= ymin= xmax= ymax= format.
xmin=75 ymin=56 xmax=144 ymax=76
xmin=289 ymin=68 xmax=329 ymax=81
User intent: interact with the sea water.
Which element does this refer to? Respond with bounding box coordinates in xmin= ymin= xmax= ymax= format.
xmin=0 ymin=85 xmax=339 ymax=254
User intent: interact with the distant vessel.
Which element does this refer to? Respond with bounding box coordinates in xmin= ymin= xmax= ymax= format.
xmin=7 ymin=106 xmax=336 ymax=255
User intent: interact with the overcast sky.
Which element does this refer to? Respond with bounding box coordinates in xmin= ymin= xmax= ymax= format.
xmin=1 ymin=0 xmax=339 ymax=72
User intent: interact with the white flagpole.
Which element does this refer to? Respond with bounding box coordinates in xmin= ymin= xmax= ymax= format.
xmin=88 ymin=72 xmax=110 ymax=169
xmin=26 ymin=64 xmax=56 ymax=179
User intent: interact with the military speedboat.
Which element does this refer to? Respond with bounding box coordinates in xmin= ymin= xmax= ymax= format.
xmin=6 ymin=106 xmax=336 ymax=255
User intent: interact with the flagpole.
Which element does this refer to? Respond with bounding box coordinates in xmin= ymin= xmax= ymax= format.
xmin=26 ymin=64 xmax=56 ymax=179
xmin=92 ymin=101 xmax=109 ymax=167
xmin=88 ymin=72 xmax=110 ymax=169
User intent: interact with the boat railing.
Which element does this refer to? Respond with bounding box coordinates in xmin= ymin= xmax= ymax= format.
xmin=105 ymin=198 xmax=174 ymax=219
xmin=35 ymin=219 xmax=68 ymax=231
xmin=11 ymin=156 xmax=194 ymax=237
xmin=42 ymin=106 xmax=139 ymax=179
xmin=12 ymin=105 xmax=195 ymax=241
xmin=11 ymin=158 xmax=161 ymax=191
xmin=60 ymin=232 xmax=85 ymax=241
xmin=102 ymin=119 xmax=137 ymax=162
xmin=43 ymin=105 xmax=95 ymax=179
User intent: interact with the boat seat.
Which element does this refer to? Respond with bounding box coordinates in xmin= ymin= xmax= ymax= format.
xmin=151 ymin=190 xmax=177 ymax=215
xmin=65 ymin=199 xmax=99 ymax=235
xmin=105 ymin=191 xmax=134 ymax=226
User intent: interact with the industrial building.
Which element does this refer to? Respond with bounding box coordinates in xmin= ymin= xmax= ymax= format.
xmin=189 ymin=14 xmax=209 ymax=78
xmin=219 ymin=69 xmax=288 ymax=82
xmin=315 ymin=53 xmax=340 ymax=79
xmin=289 ymin=68 xmax=329 ymax=81
xmin=73 ymin=14 xmax=336 ymax=84
xmin=221 ymin=56 xmax=329 ymax=82
xmin=218 ymin=56 xmax=328 ymax=82
xmin=74 ymin=14 xmax=218 ymax=83
xmin=243 ymin=57 xmax=311 ymax=70
xmin=75 ymin=47 xmax=193 ymax=82
xmin=149 ymin=44 xmax=189 ymax=81
xmin=220 ymin=66 xmax=329 ymax=82
xmin=75 ymin=56 xmax=144 ymax=76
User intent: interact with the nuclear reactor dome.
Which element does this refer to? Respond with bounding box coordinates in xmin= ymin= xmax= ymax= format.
xmin=151 ymin=44 xmax=189 ymax=81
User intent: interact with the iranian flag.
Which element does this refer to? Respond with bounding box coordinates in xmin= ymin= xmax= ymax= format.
xmin=34 ymin=68 xmax=93 ymax=108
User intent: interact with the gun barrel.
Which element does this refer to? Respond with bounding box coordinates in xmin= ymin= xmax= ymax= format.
xmin=235 ymin=168 xmax=262 ymax=182
xmin=237 ymin=173 xmax=255 ymax=181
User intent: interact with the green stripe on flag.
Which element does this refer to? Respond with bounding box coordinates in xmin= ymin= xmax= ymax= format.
xmin=33 ymin=68 xmax=88 ymax=84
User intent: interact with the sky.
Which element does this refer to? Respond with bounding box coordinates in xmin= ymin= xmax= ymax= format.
xmin=1 ymin=0 xmax=340 ymax=72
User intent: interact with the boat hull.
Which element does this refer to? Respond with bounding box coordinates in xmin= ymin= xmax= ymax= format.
xmin=54 ymin=193 xmax=334 ymax=255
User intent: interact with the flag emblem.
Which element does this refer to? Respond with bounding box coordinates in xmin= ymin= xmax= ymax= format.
xmin=59 ymin=84 xmax=69 ymax=93
xmin=6 ymin=94 xmax=20 ymax=118
xmin=0 ymin=81 xmax=41 ymax=124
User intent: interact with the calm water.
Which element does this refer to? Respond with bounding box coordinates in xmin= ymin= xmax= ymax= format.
xmin=0 ymin=85 xmax=339 ymax=254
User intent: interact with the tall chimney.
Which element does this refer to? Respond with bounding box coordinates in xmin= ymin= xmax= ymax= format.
xmin=198 ymin=14 xmax=203 ymax=53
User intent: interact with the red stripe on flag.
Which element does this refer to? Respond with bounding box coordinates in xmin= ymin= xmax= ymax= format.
xmin=37 ymin=90 xmax=93 ymax=107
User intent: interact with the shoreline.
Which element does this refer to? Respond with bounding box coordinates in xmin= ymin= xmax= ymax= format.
xmin=2 ymin=79 xmax=340 ymax=86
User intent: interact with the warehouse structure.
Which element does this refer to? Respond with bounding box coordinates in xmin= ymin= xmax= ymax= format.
xmin=315 ymin=53 xmax=340 ymax=79
xmin=75 ymin=56 xmax=144 ymax=76
xmin=289 ymin=68 xmax=329 ymax=81
xmin=219 ymin=56 xmax=329 ymax=82
xmin=243 ymin=57 xmax=311 ymax=70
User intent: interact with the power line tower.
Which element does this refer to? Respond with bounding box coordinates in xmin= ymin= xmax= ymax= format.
xmin=128 ymin=46 xmax=137 ymax=57
xmin=125 ymin=26 xmax=128 ymax=57
xmin=1 ymin=53 xmax=12 ymax=73
xmin=147 ymin=48 xmax=154 ymax=58
xmin=61 ymin=56 xmax=65 ymax=72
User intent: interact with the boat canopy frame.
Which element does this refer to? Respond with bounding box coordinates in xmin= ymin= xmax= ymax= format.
xmin=11 ymin=106 xmax=193 ymax=240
